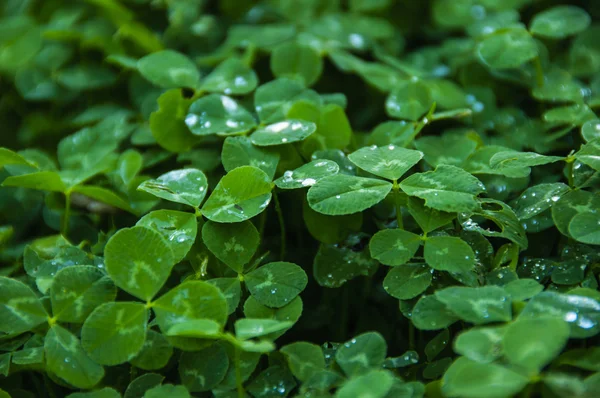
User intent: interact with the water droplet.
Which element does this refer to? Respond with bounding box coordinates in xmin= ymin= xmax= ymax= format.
xmin=185 ymin=114 xmax=198 ymax=127
xmin=335 ymin=195 xmax=341 ymax=199
xmin=565 ymin=311 xmax=577 ymax=322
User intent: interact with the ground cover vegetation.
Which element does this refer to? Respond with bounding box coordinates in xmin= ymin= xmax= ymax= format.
xmin=1 ymin=0 xmax=600 ymax=397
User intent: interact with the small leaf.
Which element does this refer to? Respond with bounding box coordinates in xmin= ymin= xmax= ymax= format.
xmin=386 ymin=81 xmax=433 ymax=121
xmin=383 ymin=264 xmax=432 ymax=300
xmin=202 ymin=220 xmax=259 ymax=273
xmin=575 ymin=139 xmax=600 ymax=171
xmin=250 ymin=119 xmax=316 ymax=147
xmin=71 ymin=185 xmax=134 ymax=214
xmin=407 ymin=197 xmax=456 ymax=233
xmin=137 ymin=50 xmax=199 ymax=89
xmin=243 ymin=296 xmax=303 ymax=341
xmin=0 ymin=147 xmax=35 ymax=169
xmin=165 ymin=319 xmax=221 ymax=339
xmin=0 ymin=276 xmax=48 ymax=335
xmin=245 ymin=262 xmax=308 ymax=308
xmin=66 ymin=387 xmax=121 ymax=398
xmin=400 ymin=165 xmax=485 ymax=213
xmin=569 ymin=212 xmax=600 ymax=245
xmin=179 ymin=343 xmax=229 ymax=392
xmin=201 ymin=57 xmax=258 ymax=95
xmin=152 ymin=281 xmax=228 ymax=333
xmin=313 ymin=242 xmax=377 ymax=288
xmin=45 ymin=325 xmax=105 ymax=389
xmin=308 ymin=174 xmax=392 ymax=215
xmin=424 ymin=236 xmax=476 ymax=273
xmin=124 ymin=373 xmax=164 ymax=398
xmin=138 ymin=168 xmax=208 ymax=208
xmin=136 ymin=210 xmax=198 ymax=263
xmin=221 ymin=136 xmax=280 ymax=180
xmin=442 ymin=357 xmax=529 ymax=398
xmin=185 ymin=94 xmax=256 ymax=136
xmin=144 ymin=384 xmax=190 ymax=398
xmin=503 ymin=279 xmax=544 ymax=301
xmin=254 ymin=78 xmax=321 ymax=123
xmin=280 ymin=342 xmax=325 ymax=382
xmin=552 ymin=190 xmax=600 ymax=238
xmin=581 ymin=120 xmax=600 ymax=142
xmin=411 ymin=295 xmax=459 ymax=331
xmin=81 ymin=302 xmax=148 ymax=366
xmin=2 ymin=171 xmax=66 ymax=192
xmin=530 ymin=6 xmax=591 ymax=39
xmin=512 ymin=183 xmax=570 ymax=220
xmin=476 ymin=28 xmax=538 ymax=69
xmin=453 ymin=326 xmax=506 ymax=364
xmin=435 ymin=286 xmax=512 ymax=325
xmin=348 ymin=145 xmax=423 ymax=181
xmin=336 ymin=369 xmax=395 ymax=398
xmin=130 ymin=330 xmax=173 ymax=370
xmin=369 ymin=229 xmax=421 ymax=266
xmin=271 ymin=42 xmax=323 ymax=86
xmin=275 ymin=159 xmax=339 ymax=189
xmin=335 ymin=332 xmax=387 ymax=376
xmin=206 ymin=278 xmax=242 ymax=315
xmin=503 ymin=318 xmax=570 ymax=374
xmin=201 ymin=166 xmax=273 ymax=223
xmin=150 ymin=89 xmax=199 ymax=153
xmin=104 ymin=226 xmax=175 ymax=301
xmin=235 ymin=318 xmax=294 ymax=340
xmin=50 ymin=266 xmax=117 ymax=323
xmin=247 ymin=366 xmax=297 ymax=398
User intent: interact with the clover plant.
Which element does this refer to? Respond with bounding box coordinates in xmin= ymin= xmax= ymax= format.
xmin=1 ymin=1 xmax=600 ymax=397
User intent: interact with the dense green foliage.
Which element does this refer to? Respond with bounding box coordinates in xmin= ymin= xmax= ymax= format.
xmin=1 ymin=0 xmax=600 ymax=397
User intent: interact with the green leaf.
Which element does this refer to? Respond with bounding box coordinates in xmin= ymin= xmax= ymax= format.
xmin=348 ymin=145 xmax=423 ymax=181
xmin=415 ymin=133 xmax=478 ymax=168
xmin=206 ymin=277 xmax=242 ymax=315
xmin=138 ymin=168 xmax=208 ymax=208
xmin=425 ymin=329 xmax=450 ymax=362
xmin=0 ymin=276 xmax=47 ymax=335
xmin=552 ymin=190 xmax=600 ymax=238
xmin=179 ymin=343 xmax=229 ymax=392
xmin=0 ymin=147 xmax=35 ymax=169
xmin=66 ymin=387 xmax=121 ymax=398
xmin=476 ymin=28 xmax=538 ymax=69
xmin=512 ymin=183 xmax=570 ymax=220
xmin=435 ymin=286 xmax=512 ymax=325
xmin=202 ymin=220 xmax=259 ymax=273
xmin=271 ymin=42 xmax=323 ymax=86
xmin=201 ymin=166 xmax=273 ymax=223
xmin=245 ymin=262 xmax=308 ymax=308
xmin=383 ymin=264 xmax=432 ymax=300
xmin=136 ymin=210 xmax=198 ymax=263
xmin=104 ymin=226 xmax=175 ymax=301
xmin=165 ymin=319 xmax=221 ymax=339
xmin=81 ymin=301 xmax=148 ymax=366
xmin=71 ymin=185 xmax=135 ymax=214
xmin=124 ymin=373 xmax=164 ymax=398
xmin=503 ymin=317 xmax=570 ymax=374
xmin=144 ymin=385 xmax=190 ymax=398
xmin=243 ymin=296 xmax=303 ymax=341
xmin=503 ymin=279 xmax=544 ymax=301
xmin=275 ymin=159 xmax=339 ymax=189
xmin=335 ymin=332 xmax=387 ymax=376
xmin=150 ymin=89 xmax=199 ymax=153
xmin=201 ymin=57 xmax=258 ymax=95
xmin=50 ymin=266 xmax=117 ymax=323
xmin=280 ymin=342 xmax=325 ymax=382
xmin=530 ymin=6 xmax=591 ymax=39
xmin=130 ymin=330 xmax=173 ymax=370
xmin=490 ymin=151 xmax=564 ymax=172
xmin=235 ymin=318 xmax=294 ymax=340
xmin=152 ymin=281 xmax=228 ymax=333
xmin=185 ymin=94 xmax=256 ymax=136
xmin=369 ymin=229 xmax=421 ymax=266
xmin=569 ymin=212 xmax=600 ymax=245
xmin=411 ymin=295 xmax=459 ymax=331
xmin=222 ymin=136 xmax=280 ymax=180
xmin=581 ymin=120 xmax=600 ymax=142
xmin=250 ymin=119 xmax=316 ymax=147
xmin=45 ymin=325 xmax=105 ymax=389
xmin=2 ymin=171 xmax=66 ymax=192
xmin=247 ymin=366 xmax=297 ymax=398
xmin=307 ymin=174 xmax=392 ymax=216
xmin=335 ymin=369 xmax=395 ymax=398
xmin=137 ymin=50 xmax=200 ymax=89
xmin=442 ymin=357 xmax=529 ymax=398
xmin=386 ymin=81 xmax=433 ymax=121
xmin=558 ymin=347 xmax=600 ymax=371
xmin=400 ymin=165 xmax=485 ymax=213
xmin=407 ymin=197 xmax=456 ymax=233
xmin=255 ymin=78 xmax=321 ymax=123
xmin=453 ymin=326 xmax=506 ymax=364
xmin=424 ymin=236 xmax=476 ymax=273
xmin=575 ymin=139 xmax=600 ymax=171
xmin=56 ymin=65 xmax=117 ymax=91
xmin=313 ymin=242 xmax=378 ymax=288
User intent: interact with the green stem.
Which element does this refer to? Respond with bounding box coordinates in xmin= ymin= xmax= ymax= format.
xmin=61 ymin=191 xmax=72 ymax=237
xmin=258 ymin=208 xmax=267 ymax=244
xmin=566 ymin=160 xmax=575 ymax=188
xmin=393 ymin=181 xmax=404 ymax=230
xmin=273 ymin=191 xmax=286 ymax=261
xmin=234 ymin=344 xmax=244 ymax=398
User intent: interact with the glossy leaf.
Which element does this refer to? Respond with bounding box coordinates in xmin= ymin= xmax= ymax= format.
xmin=348 ymin=145 xmax=423 ymax=181
xmin=138 ymin=168 xmax=208 ymax=208
xmin=530 ymin=6 xmax=591 ymax=39
xmin=202 ymin=220 xmax=259 ymax=273
xmin=369 ymin=229 xmax=421 ymax=266
xmin=185 ymin=94 xmax=256 ymax=136
xmin=201 ymin=57 xmax=258 ymax=95
xmin=250 ymin=119 xmax=316 ymax=147
xmin=275 ymin=159 xmax=339 ymax=189
xmin=137 ymin=50 xmax=199 ymax=89
xmin=245 ymin=262 xmax=308 ymax=308
xmin=0 ymin=277 xmax=47 ymax=335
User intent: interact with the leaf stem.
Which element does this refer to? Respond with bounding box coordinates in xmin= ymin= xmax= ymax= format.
xmin=235 ymin=344 xmax=244 ymax=398
xmin=393 ymin=180 xmax=404 ymax=230
xmin=61 ymin=191 xmax=72 ymax=237
xmin=273 ymin=191 xmax=286 ymax=261
xmin=566 ymin=159 xmax=575 ymax=188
